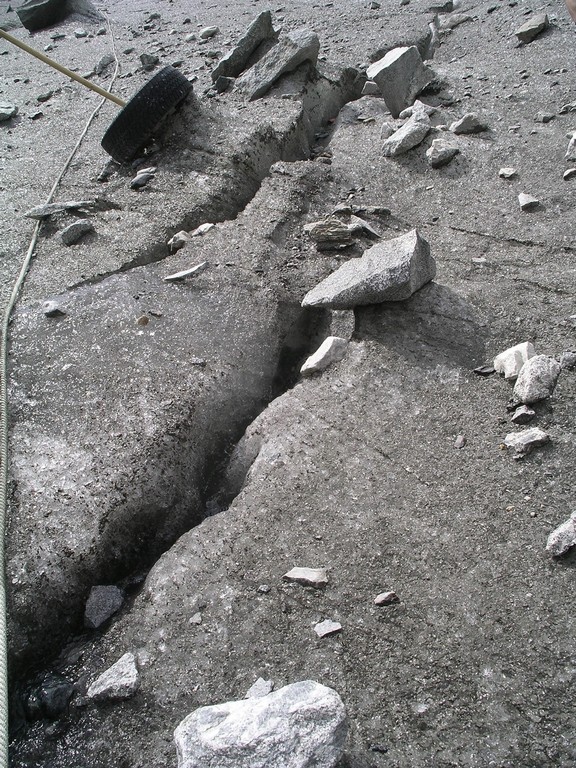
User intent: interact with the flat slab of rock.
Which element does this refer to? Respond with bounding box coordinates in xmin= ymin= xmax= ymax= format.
xmin=504 ymin=427 xmax=550 ymax=456
xmin=518 ymin=192 xmax=540 ymax=211
xmin=174 ymin=680 xmax=347 ymax=768
xmin=426 ymin=137 xmax=460 ymax=168
xmin=450 ymin=113 xmax=487 ymax=134
xmin=283 ymin=567 xmax=328 ymax=587
xmin=302 ymin=229 xmax=435 ymax=309
xmin=515 ymin=13 xmax=549 ymax=44
xmin=245 ymin=678 xmax=274 ymax=698
xmin=382 ymin=113 xmax=431 ymax=157
xmin=512 ymin=355 xmax=561 ymax=403
xmin=0 ymin=103 xmax=18 ymax=122
xmin=300 ymin=336 xmax=348 ymax=375
xmin=493 ymin=341 xmax=536 ymax=379
xmin=25 ymin=200 xmax=94 ymax=219
xmin=366 ymin=46 xmax=434 ymax=118
xmin=212 ymin=11 xmax=276 ymax=81
xmin=61 ymin=219 xmax=94 ymax=246
xmin=86 ymin=652 xmax=140 ymax=702
xmin=546 ymin=512 xmax=576 ymax=556
xmin=235 ymin=29 xmax=320 ymax=101
xmin=84 ymin=585 xmax=125 ymax=630
xmin=314 ymin=620 xmax=342 ymax=638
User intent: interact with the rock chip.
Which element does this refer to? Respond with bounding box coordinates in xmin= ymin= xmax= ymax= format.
xmin=190 ymin=222 xmax=214 ymax=237
xmin=302 ymin=229 xmax=435 ymax=309
xmin=499 ymin=167 xmax=517 ymax=179
xmin=84 ymin=585 xmax=125 ymax=630
xmin=174 ymin=680 xmax=347 ymax=768
xmin=235 ymin=29 xmax=320 ymax=101
xmin=361 ymin=81 xmax=380 ymax=96
xmin=449 ymin=113 xmax=487 ymax=134
xmin=511 ymin=405 xmax=536 ymax=425
xmin=563 ymin=168 xmax=576 ymax=181
xmin=74 ymin=27 xmax=87 ymax=37
xmin=366 ymin=46 xmax=434 ymax=118
xmin=300 ymin=337 xmax=348 ymax=375
xmin=304 ymin=216 xmax=352 ymax=247
xmin=514 ymin=13 xmax=549 ymax=44
xmin=164 ymin=261 xmax=208 ymax=282
xmin=43 ymin=300 xmax=66 ymax=318
xmin=565 ymin=133 xmax=576 ymax=162
xmin=382 ymin=113 xmax=431 ymax=157
xmin=0 ymin=103 xmax=18 ymax=122
xmin=314 ymin=620 xmax=342 ymax=638
xmin=60 ymin=219 xmax=94 ymax=246
xmin=283 ymin=567 xmax=328 ymax=587
xmin=212 ymin=11 xmax=276 ymax=81
xmin=560 ymin=350 xmax=576 ymax=369
xmin=245 ymin=678 xmax=274 ymax=698
xmin=140 ymin=53 xmax=159 ymax=71
xmin=16 ymin=0 xmax=70 ymax=31
xmin=546 ymin=512 xmax=576 ymax=556
xmin=493 ymin=341 xmax=536 ymax=379
xmin=518 ymin=192 xmax=540 ymax=211
xmin=200 ymin=25 xmax=219 ymax=39
xmin=374 ymin=591 xmax=399 ymax=605
xmin=504 ymin=427 xmax=550 ymax=456
xmin=535 ymin=111 xmax=554 ymax=123
xmin=25 ymin=200 xmax=94 ymax=219
xmin=86 ymin=652 xmax=140 ymax=702
xmin=426 ymin=136 xmax=460 ymax=167
xmin=512 ymin=355 xmax=561 ymax=403
xmin=168 ymin=230 xmax=190 ymax=253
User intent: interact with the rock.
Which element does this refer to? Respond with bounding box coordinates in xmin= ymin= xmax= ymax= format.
xmin=212 ymin=11 xmax=276 ymax=81
xmin=16 ymin=0 xmax=67 ymax=31
xmin=493 ymin=341 xmax=536 ymax=379
xmin=513 ymin=355 xmax=561 ymax=403
xmin=374 ymin=591 xmax=399 ymax=605
xmin=37 ymin=91 xmax=53 ymax=103
xmin=565 ymin=133 xmax=576 ymax=162
xmin=42 ymin=300 xmax=66 ymax=318
xmin=304 ymin=216 xmax=352 ymax=246
xmin=168 ymin=231 xmax=190 ymax=253
xmin=189 ymin=612 xmax=202 ymax=625
xmin=140 ymin=53 xmax=159 ymax=71
xmin=426 ymin=137 xmax=459 ymax=167
xmin=24 ymin=200 xmax=94 ymax=219
xmin=511 ymin=405 xmax=536 ymax=425
xmin=60 ymin=219 xmax=94 ymax=246
xmin=347 ymin=215 xmax=381 ymax=238
xmin=38 ymin=673 xmax=74 ymax=718
xmin=174 ymin=680 xmax=347 ymax=768
xmin=382 ymin=113 xmax=431 ymax=157
xmin=283 ymin=567 xmax=328 ymax=587
xmin=454 ymin=434 xmax=466 ymax=449
xmin=163 ymin=262 xmax=208 ymax=282
xmin=398 ymin=99 xmax=436 ymax=119
xmin=314 ymin=620 xmax=342 ymax=638
xmin=514 ymin=13 xmax=549 ymax=44
xmin=546 ymin=512 xmax=576 ymax=556
xmin=245 ymin=678 xmax=274 ymax=698
xmin=366 ymin=46 xmax=434 ymax=118
xmin=74 ymin=27 xmax=87 ymax=37
xmin=235 ymin=29 xmax=320 ymax=101
xmin=0 ymin=103 xmax=18 ymax=121
xmin=499 ymin=167 xmax=517 ymax=179
xmin=535 ymin=111 xmax=554 ymax=123
xmin=560 ymin=350 xmax=576 ymax=369
xmin=361 ymin=81 xmax=380 ymax=96
xmin=94 ymin=53 xmax=115 ymax=75
xmin=84 ymin=585 xmax=125 ymax=630
xmin=518 ymin=192 xmax=540 ymax=211
xmin=130 ymin=172 xmax=155 ymax=189
xmin=302 ymin=229 xmax=435 ymax=309
xmin=200 ymin=25 xmax=219 ymax=39
xmin=439 ymin=12 xmax=473 ymax=29
xmin=449 ymin=113 xmax=487 ymax=134
xmin=190 ymin=222 xmax=214 ymax=237
xmin=563 ymin=168 xmax=576 ymax=181
xmin=560 ymin=101 xmax=576 ymax=114
xmin=300 ymin=337 xmax=348 ymax=376
xmin=473 ymin=364 xmax=496 ymax=376
xmin=214 ymin=75 xmax=234 ymax=93
xmin=86 ymin=652 xmax=140 ymax=702
xmin=504 ymin=427 xmax=550 ymax=456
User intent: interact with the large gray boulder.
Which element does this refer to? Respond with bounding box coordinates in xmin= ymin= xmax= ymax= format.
xmin=212 ymin=11 xmax=277 ymax=81
xmin=174 ymin=680 xmax=347 ymax=768
xmin=302 ymin=229 xmax=436 ymax=309
xmin=366 ymin=46 xmax=434 ymax=118
xmin=235 ymin=29 xmax=320 ymax=100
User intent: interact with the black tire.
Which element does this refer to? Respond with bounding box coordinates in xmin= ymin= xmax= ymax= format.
xmin=101 ymin=66 xmax=192 ymax=163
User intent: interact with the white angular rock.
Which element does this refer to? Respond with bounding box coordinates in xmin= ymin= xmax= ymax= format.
xmin=300 ymin=337 xmax=348 ymax=376
xmin=245 ymin=678 xmax=274 ymax=698
xmin=546 ymin=512 xmax=576 ymax=556
xmin=87 ymin=652 xmax=140 ymax=702
xmin=302 ymin=229 xmax=435 ymax=309
xmin=190 ymin=222 xmax=215 ymax=236
xmin=426 ymin=137 xmax=459 ymax=168
xmin=398 ymin=99 xmax=436 ymax=119
xmin=366 ymin=46 xmax=434 ymax=118
xmin=283 ymin=567 xmax=328 ymax=587
xmin=518 ymin=193 xmax=540 ymax=211
xmin=235 ymin=29 xmax=320 ymax=101
xmin=314 ymin=620 xmax=342 ymax=638
xmin=566 ymin=132 xmax=576 ymax=162
xmin=164 ymin=262 xmax=208 ymax=282
xmin=514 ymin=13 xmax=549 ymax=43
xmin=499 ymin=167 xmax=517 ymax=179
xmin=382 ymin=113 xmax=431 ymax=157
xmin=374 ymin=591 xmax=399 ymax=606
xmin=168 ymin=230 xmax=190 ymax=252
xmin=504 ymin=427 xmax=550 ymax=456
xmin=0 ymin=103 xmax=18 ymax=122
xmin=174 ymin=680 xmax=347 ymax=768
xmin=493 ymin=341 xmax=536 ymax=379
xmin=513 ymin=355 xmax=561 ymax=403
xmin=449 ymin=113 xmax=487 ymax=134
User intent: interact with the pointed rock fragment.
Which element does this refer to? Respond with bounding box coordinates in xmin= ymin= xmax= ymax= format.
xmin=300 ymin=337 xmax=348 ymax=376
xmin=86 ymin=652 xmax=140 ymax=702
xmin=504 ymin=427 xmax=549 ymax=456
xmin=426 ymin=137 xmax=459 ymax=167
xmin=382 ymin=113 xmax=431 ymax=157
xmin=493 ymin=341 xmax=536 ymax=379
xmin=302 ymin=229 xmax=435 ymax=309
xmin=514 ymin=13 xmax=549 ymax=44
xmin=546 ymin=512 xmax=576 ymax=556
xmin=212 ymin=11 xmax=276 ymax=81
xmin=513 ymin=355 xmax=561 ymax=403
xmin=366 ymin=46 xmax=434 ymax=118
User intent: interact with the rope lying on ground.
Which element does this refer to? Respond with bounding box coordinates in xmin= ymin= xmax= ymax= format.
xmin=0 ymin=18 xmax=120 ymax=764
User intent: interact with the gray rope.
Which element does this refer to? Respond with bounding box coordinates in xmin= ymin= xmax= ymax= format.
xmin=0 ymin=19 xmax=120 ymax=764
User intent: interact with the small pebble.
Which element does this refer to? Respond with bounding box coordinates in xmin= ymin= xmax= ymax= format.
xmin=257 ymin=584 xmax=271 ymax=593
xmin=454 ymin=434 xmax=466 ymax=449
xmin=74 ymin=28 xmax=88 ymax=38
xmin=518 ymin=193 xmax=540 ymax=211
xmin=43 ymin=301 xmax=66 ymax=318
xmin=498 ymin=167 xmax=517 ymax=179
xmin=374 ymin=591 xmax=399 ymax=606
xmin=189 ymin=612 xmax=202 ymax=625
xmin=314 ymin=620 xmax=342 ymax=638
